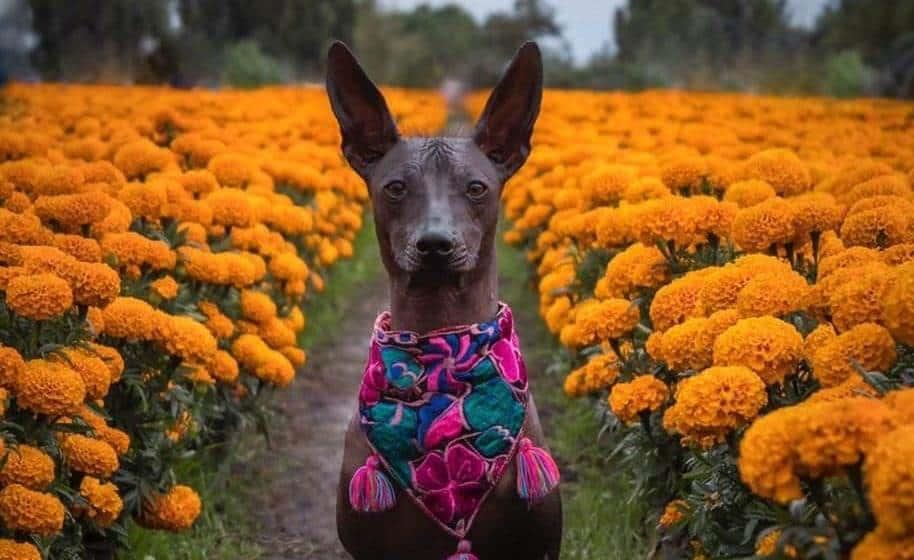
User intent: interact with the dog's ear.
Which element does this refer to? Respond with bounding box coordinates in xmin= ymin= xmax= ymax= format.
xmin=473 ymin=41 xmax=543 ymax=179
xmin=326 ymin=41 xmax=399 ymax=178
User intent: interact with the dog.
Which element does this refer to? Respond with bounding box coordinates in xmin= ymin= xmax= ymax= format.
xmin=328 ymin=41 xmax=562 ymax=560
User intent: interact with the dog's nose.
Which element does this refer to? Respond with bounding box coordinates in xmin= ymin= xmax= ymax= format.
xmin=416 ymin=231 xmax=455 ymax=257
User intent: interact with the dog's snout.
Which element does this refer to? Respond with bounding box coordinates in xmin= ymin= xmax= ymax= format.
xmin=416 ymin=231 xmax=455 ymax=257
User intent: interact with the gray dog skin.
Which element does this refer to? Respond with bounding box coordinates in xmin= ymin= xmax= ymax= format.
xmin=327 ymin=41 xmax=562 ymax=560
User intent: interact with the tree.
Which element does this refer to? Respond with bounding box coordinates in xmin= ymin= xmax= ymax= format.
xmin=814 ymin=0 xmax=914 ymax=96
xmin=28 ymin=0 xmax=171 ymax=82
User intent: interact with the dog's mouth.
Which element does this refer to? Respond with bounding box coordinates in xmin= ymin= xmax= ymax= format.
xmin=406 ymin=267 xmax=468 ymax=291
xmin=401 ymin=248 xmax=475 ymax=291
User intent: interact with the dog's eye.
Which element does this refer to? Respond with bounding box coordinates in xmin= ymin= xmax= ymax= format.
xmin=383 ymin=181 xmax=407 ymax=200
xmin=466 ymin=181 xmax=489 ymax=200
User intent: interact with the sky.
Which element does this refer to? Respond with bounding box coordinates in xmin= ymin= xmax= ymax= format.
xmin=384 ymin=0 xmax=831 ymax=64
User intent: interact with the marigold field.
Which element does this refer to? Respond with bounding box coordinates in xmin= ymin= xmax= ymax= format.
xmin=1 ymin=82 xmax=913 ymax=559
xmin=0 ymin=83 xmax=445 ymax=558
xmin=467 ymin=90 xmax=914 ymax=559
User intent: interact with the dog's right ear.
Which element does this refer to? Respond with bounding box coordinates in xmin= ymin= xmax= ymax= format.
xmin=326 ymin=41 xmax=399 ymax=179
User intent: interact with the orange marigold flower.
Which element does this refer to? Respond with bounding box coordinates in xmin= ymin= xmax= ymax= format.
xmin=792 ymin=398 xmax=897 ymax=478
xmin=0 ymin=346 xmax=24 ymax=389
xmin=0 ymin=444 xmax=55 ymax=490
xmin=663 ymin=366 xmax=767 ymax=448
xmin=118 ymin=181 xmax=169 ymax=221
xmin=6 ymin=272 xmax=72 ymax=320
xmin=829 ymin=265 xmax=895 ymax=332
xmin=845 ymin=174 xmax=912 ymax=206
xmin=883 ymin=262 xmax=914 ymax=345
xmin=658 ymin=500 xmax=688 ymax=528
xmin=696 ymin=265 xmax=753 ymax=315
xmin=658 ymin=317 xmax=710 ymax=371
xmin=789 ymin=192 xmax=844 ymax=240
xmin=564 ymin=354 xmax=619 ymax=397
xmin=17 ymin=359 xmax=86 ymax=415
xmin=608 ymin=375 xmax=669 ymax=424
xmin=198 ymin=301 xmax=234 ymax=339
xmin=283 ymin=306 xmax=306 ymax=333
xmin=840 ymin=206 xmax=908 ymax=249
xmin=0 ymin=208 xmax=53 ymax=245
xmin=806 ymin=375 xmax=877 ymax=403
xmin=177 ymin=169 xmax=219 ymax=196
xmin=596 ymin=243 xmax=668 ymax=299
xmin=0 ymin=484 xmax=64 ymax=535
xmin=279 ymin=346 xmax=307 ymax=368
xmin=851 ymin=531 xmax=914 ymax=560
xmin=207 ymin=153 xmax=257 ymax=189
xmin=630 ymin=196 xmax=698 ymax=247
xmin=88 ymin=343 xmax=124 ymax=383
xmin=231 ymin=334 xmax=295 ymax=387
xmin=102 ymin=296 xmax=163 ymax=340
xmin=649 ymin=269 xmax=714 ymax=331
xmin=811 ymin=323 xmax=896 ymax=387
xmin=863 ymin=424 xmax=914 ymax=539
xmin=804 ymin=322 xmax=837 ymax=361
xmin=240 ymin=289 xmax=277 ymax=323
xmin=141 ymin=484 xmax=202 ymax=532
xmin=150 ymin=275 xmax=179 ymax=300
xmin=713 ymin=316 xmax=803 ymax=385
xmin=574 ymin=298 xmax=640 ymax=344
xmin=736 ymin=271 xmax=810 ymax=318
xmin=730 ymin=197 xmax=796 ymax=252
xmin=113 ymin=139 xmax=174 ymax=180
xmin=0 ymin=539 xmax=41 ymax=560
xmin=53 ymin=233 xmax=102 ymax=262
xmin=205 ymin=188 xmax=259 ymax=228
xmin=742 ymin=149 xmax=811 ymax=196
xmin=755 ymin=530 xmax=797 ymax=558
xmin=882 ymin=242 xmax=914 ymax=266
xmin=818 ymin=246 xmax=881 ymax=279
xmin=101 ymin=232 xmax=176 ymax=270
xmin=723 ymin=179 xmax=775 ymax=208
xmin=57 ymin=346 xmax=111 ymax=401
xmin=269 ymin=252 xmax=309 ymax=283
xmin=211 ymin=350 xmax=240 ymax=384
xmin=79 ymin=476 xmax=123 ymax=528
xmin=157 ymin=315 xmax=218 ymax=363
xmin=33 ymin=190 xmax=114 ymax=231
xmin=660 ymin=155 xmax=707 ymax=192
xmin=60 ymin=434 xmax=119 ymax=478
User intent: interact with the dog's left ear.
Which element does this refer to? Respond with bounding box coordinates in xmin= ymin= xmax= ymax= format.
xmin=473 ymin=42 xmax=543 ymax=179
xmin=326 ymin=41 xmax=400 ymax=178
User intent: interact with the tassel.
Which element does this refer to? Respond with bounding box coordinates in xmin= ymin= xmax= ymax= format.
xmin=349 ymin=454 xmax=396 ymax=512
xmin=446 ymin=539 xmax=479 ymax=560
xmin=516 ymin=437 xmax=560 ymax=502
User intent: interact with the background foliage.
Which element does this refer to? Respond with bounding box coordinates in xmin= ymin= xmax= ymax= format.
xmin=0 ymin=0 xmax=913 ymax=97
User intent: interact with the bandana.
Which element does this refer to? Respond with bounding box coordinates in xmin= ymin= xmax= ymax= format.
xmin=356 ymin=303 xmax=529 ymax=538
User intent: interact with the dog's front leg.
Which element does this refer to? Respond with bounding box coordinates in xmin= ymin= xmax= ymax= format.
xmin=337 ymin=412 xmax=388 ymax=560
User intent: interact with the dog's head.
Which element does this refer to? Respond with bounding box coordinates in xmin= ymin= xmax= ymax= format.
xmin=326 ymin=41 xmax=542 ymax=287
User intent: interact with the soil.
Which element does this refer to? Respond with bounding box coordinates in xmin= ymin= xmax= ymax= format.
xmin=247 ymin=282 xmax=388 ymax=560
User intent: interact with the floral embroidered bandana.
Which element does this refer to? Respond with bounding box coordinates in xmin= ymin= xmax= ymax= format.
xmin=356 ymin=303 xmax=529 ymax=538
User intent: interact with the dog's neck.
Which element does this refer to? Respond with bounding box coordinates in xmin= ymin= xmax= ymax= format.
xmin=387 ymin=251 xmax=498 ymax=334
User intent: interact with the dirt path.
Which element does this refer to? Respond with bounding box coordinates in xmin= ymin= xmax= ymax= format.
xmin=248 ymin=281 xmax=388 ymax=559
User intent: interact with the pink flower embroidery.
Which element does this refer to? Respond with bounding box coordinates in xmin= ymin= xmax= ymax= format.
xmin=358 ymin=344 xmax=387 ymax=405
xmin=414 ymin=443 xmax=487 ymax=524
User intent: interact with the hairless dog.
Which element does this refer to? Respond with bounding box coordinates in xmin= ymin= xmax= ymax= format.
xmin=328 ymin=41 xmax=562 ymax=560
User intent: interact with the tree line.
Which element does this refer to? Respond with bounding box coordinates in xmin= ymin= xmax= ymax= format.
xmin=0 ymin=0 xmax=911 ymax=97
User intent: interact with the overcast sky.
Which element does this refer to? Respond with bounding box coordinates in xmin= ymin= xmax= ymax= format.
xmin=384 ymin=0 xmax=831 ymax=64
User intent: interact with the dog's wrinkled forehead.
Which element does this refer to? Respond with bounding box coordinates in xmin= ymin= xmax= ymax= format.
xmin=372 ymin=136 xmax=498 ymax=187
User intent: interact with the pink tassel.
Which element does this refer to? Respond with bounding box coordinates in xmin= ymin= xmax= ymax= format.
xmin=349 ymin=454 xmax=396 ymax=512
xmin=446 ymin=539 xmax=479 ymax=560
xmin=516 ymin=437 xmax=560 ymax=502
